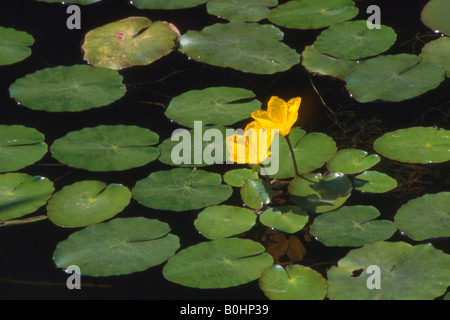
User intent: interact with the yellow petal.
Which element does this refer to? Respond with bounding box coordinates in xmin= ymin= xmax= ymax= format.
xmin=251 ymin=110 xmax=279 ymax=131
xmin=267 ymin=96 xmax=288 ymax=124
xmin=286 ymin=97 xmax=301 ymax=127
xmin=226 ymin=134 xmax=248 ymax=164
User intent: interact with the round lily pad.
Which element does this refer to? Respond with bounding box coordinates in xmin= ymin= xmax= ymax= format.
xmin=47 ymin=181 xmax=132 ymax=228
xmin=259 ymin=264 xmax=328 ymax=300
xmin=133 ymin=168 xmax=233 ymax=212
xmin=194 ymin=205 xmax=257 ymax=239
xmin=180 ymin=22 xmax=300 ymax=74
xmin=327 ymin=149 xmax=381 ymax=175
xmin=346 ymin=54 xmax=445 ymax=103
xmin=163 ymin=238 xmax=273 ymax=289
xmin=421 ymin=0 xmax=450 ymax=36
xmin=268 ymin=0 xmax=359 ymax=30
xmin=207 ymin=0 xmax=278 ymax=22
xmin=327 ymin=241 xmax=450 ymax=300
xmin=0 ymin=173 xmax=54 ymax=221
xmin=50 ymin=125 xmax=159 ymax=172
xmin=165 ymin=87 xmax=260 ymax=128
xmin=259 ymin=206 xmax=309 ymax=234
xmin=53 ymin=218 xmax=180 ymax=277
xmin=0 ymin=125 xmax=48 ymax=173
xmin=353 ymin=171 xmax=398 ymax=194
xmin=132 ymin=0 xmax=209 ymax=10
xmin=395 ymin=192 xmax=450 ymax=241
xmin=9 ymin=65 xmax=126 ymax=112
xmin=313 ymin=20 xmax=397 ymax=60
xmin=0 ymin=27 xmax=34 ymax=66
xmin=419 ymin=37 xmax=450 ymax=77
xmin=373 ymin=127 xmax=450 ymax=164
xmin=241 ymin=179 xmax=272 ymax=210
xmin=223 ymin=168 xmax=259 ymax=187
xmin=310 ymin=206 xmax=397 ymax=247
xmin=82 ymin=17 xmax=180 ymax=70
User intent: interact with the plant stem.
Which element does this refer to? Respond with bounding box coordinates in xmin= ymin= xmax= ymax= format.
xmin=286 ymin=134 xmax=300 ymax=177
xmin=0 ymin=215 xmax=48 ymax=227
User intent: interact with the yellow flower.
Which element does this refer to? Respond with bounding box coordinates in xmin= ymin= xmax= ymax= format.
xmin=251 ymin=96 xmax=301 ymax=137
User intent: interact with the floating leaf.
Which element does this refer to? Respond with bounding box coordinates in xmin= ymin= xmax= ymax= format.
xmin=0 ymin=125 xmax=48 ymax=173
xmin=301 ymin=46 xmax=357 ymax=79
xmin=47 ymin=181 xmax=132 ymax=228
xmin=419 ymin=37 xmax=450 ymax=77
xmin=207 ymin=0 xmax=278 ymax=22
xmin=346 ymin=54 xmax=445 ymax=103
xmin=310 ymin=206 xmax=397 ymax=247
xmin=268 ymin=0 xmax=358 ymax=30
xmin=53 ymin=218 xmax=180 ymax=277
xmin=259 ymin=264 xmax=328 ymax=300
xmin=180 ymin=22 xmax=300 ymax=74
xmin=132 ymin=0 xmax=209 ymax=10
xmin=327 ymin=149 xmax=381 ymax=175
xmin=51 ymin=125 xmax=159 ymax=172
xmin=327 ymin=241 xmax=450 ymax=300
xmin=353 ymin=171 xmax=398 ymax=194
xmin=133 ymin=168 xmax=232 ymax=212
xmin=165 ymin=87 xmax=260 ymax=128
xmin=395 ymin=192 xmax=450 ymax=241
xmin=223 ymin=168 xmax=259 ymax=187
xmin=9 ymin=65 xmax=126 ymax=112
xmin=241 ymin=179 xmax=272 ymax=210
xmin=0 ymin=173 xmax=54 ymax=221
xmin=82 ymin=17 xmax=180 ymax=70
xmin=194 ymin=205 xmax=257 ymax=239
xmin=373 ymin=127 xmax=450 ymax=164
xmin=260 ymin=206 xmax=309 ymax=234
xmin=163 ymin=238 xmax=273 ymax=289
xmin=421 ymin=0 xmax=450 ymax=36
xmin=0 ymin=27 xmax=34 ymax=66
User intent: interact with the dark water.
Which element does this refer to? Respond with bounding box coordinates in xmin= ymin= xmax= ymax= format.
xmin=0 ymin=0 xmax=448 ymax=299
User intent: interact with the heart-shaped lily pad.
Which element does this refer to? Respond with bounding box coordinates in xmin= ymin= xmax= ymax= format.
xmin=353 ymin=171 xmax=398 ymax=194
xmin=53 ymin=218 xmax=180 ymax=277
xmin=50 ymin=125 xmax=159 ymax=172
xmin=259 ymin=206 xmax=309 ymax=234
xmin=327 ymin=149 xmax=381 ymax=175
xmin=207 ymin=0 xmax=278 ymax=22
xmin=419 ymin=37 xmax=450 ymax=77
xmin=421 ymin=0 xmax=450 ymax=36
xmin=0 ymin=27 xmax=34 ymax=66
xmin=223 ymin=168 xmax=259 ymax=187
xmin=132 ymin=0 xmax=209 ymax=10
xmin=241 ymin=179 xmax=272 ymax=210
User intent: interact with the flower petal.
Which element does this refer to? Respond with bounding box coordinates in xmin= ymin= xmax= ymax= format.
xmin=267 ymin=96 xmax=288 ymax=124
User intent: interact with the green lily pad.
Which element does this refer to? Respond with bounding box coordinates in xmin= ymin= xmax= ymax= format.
xmin=223 ymin=169 xmax=259 ymax=187
xmin=47 ymin=181 xmax=132 ymax=228
xmin=194 ymin=205 xmax=257 ymax=239
xmin=241 ymin=179 xmax=272 ymax=210
xmin=165 ymin=87 xmax=260 ymax=128
xmin=9 ymin=65 xmax=126 ymax=112
xmin=163 ymin=238 xmax=273 ymax=289
xmin=0 ymin=27 xmax=34 ymax=66
xmin=419 ymin=37 xmax=450 ymax=77
xmin=353 ymin=171 xmax=398 ymax=194
xmin=310 ymin=206 xmax=397 ymax=247
xmin=50 ymin=125 xmax=159 ymax=172
xmin=53 ymin=218 xmax=180 ymax=277
xmin=207 ymin=0 xmax=278 ymax=22
xmin=259 ymin=264 xmax=328 ymax=300
xmin=82 ymin=17 xmax=180 ymax=70
xmin=327 ymin=149 xmax=381 ymax=175
xmin=133 ymin=168 xmax=233 ymax=212
xmin=289 ymin=172 xmax=352 ymax=214
xmin=260 ymin=206 xmax=309 ymax=234
xmin=132 ymin=0 xmax=209 ymax=10
xmin=0 ymin=125 xmax=48 ymax=173
xmin=373 ymin=127 xmax=450 ymax=164
xmin=313 ymin=20 xmax=397 ymax=60
xmin=180 ymin=22 xmax=300 ymax=74
xmin=346 ymin=54 xmax=445 ymax=103
xmin=421 ymin=0 xmax=450 ymax=36
xmin=327 ymin=241 xmax=450 ymax=300
xmin=395 ymin=192 xmax=450 ymax=241
xmin=268 ymin=0 xmax=359 ymax=30
xmin=0 ymin=173 xmax=54 ymax=221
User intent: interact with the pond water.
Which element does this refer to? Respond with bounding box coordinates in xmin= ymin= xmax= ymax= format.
xmin=0 ymin=0 xmax=449 ymax=300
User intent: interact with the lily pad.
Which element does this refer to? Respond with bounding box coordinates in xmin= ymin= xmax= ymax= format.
xmin=180 ymin=22 xmax=300 ymax=74
xmin=50 ymin=125 xmax=159 ymax=172
xmin=395 ymin=192 xmax=450 ymax=241
xmin=223 ymin=169 xmax=259 ymax=187
xmin=0 ymin=27 xmax=34 ymax=66
xmin=327 ymin=241 xmax=450 ymax=300
xmin=259 ymin=264 xmax=328 ymax=300
xmin=353 ymin=171 xmax=398 ymax=194
xmin=132 ymin=0 xmax=209 ymax=10
xmin=165 ymin=87 xmax=260 ymax=128
xmin=207 ymin=0 xmax=278 ymax=22
xmin=194 ymin=205 xmax=257 ymax=239
xmin=163 ymin=238 xmax=273 ymax=289
xmin=421 ymin=0 xmax=450 ymax=36
xmin=9 ymin=65 xmax=126 ymax=112
xmin=310 ymin=206 xmax=397 ymax=247
xmin=241 ymin=179 xmax=272 ymax=210
xmin=327 ymin=149 xmax=381 ymax=175
xmin=0 ymin=173 xmax=54 ymax=221
xmin=373 ymin=127 xmax=450 ymax=164
xmin=53 ymin=218 xmax=180 ymax=277
xmin=0 ymin=125 xmax=48 ymax=173
xmin=268 ymin=0 xmax=359 ymax=30
xmin=313 ymin=20 xmax=397 ymax=60
xmin=419 ymin=37 xmax=450 ymax=77
xmin=260 ymin=206 xmax=309 ymax=234
xmin=133 ymin=168 xmax=233 ymax=212
xmin=289 ymin=172 xmax=352 ymax=214
xmin=47 ymin=181 xmax=132 ymax=228
xmin=82 ymin=17 xmax=180 ymax=70
xmin=346 ymin=54 xmax=445 ymax=103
